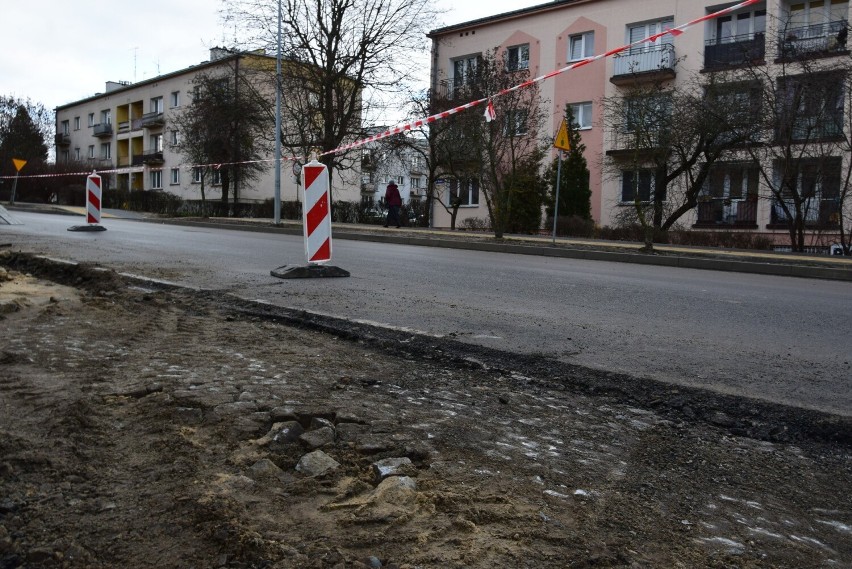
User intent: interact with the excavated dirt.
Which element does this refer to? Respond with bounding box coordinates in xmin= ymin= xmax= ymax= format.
xmin=0 ymin=251 xmax=850 ymax=569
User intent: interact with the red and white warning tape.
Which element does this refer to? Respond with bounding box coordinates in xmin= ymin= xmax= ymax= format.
xmin=2 ymin=0 xmax=759 ymax=182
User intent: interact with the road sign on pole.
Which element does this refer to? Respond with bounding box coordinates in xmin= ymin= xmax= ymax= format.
xmin=8 ymin=158 xmax=27 ymax=205
xmin=554 ymin=119 xmax=571 ymax=151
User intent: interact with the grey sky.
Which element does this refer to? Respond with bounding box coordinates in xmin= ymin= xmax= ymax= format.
xmin=1 ymin=0 xmax=544 ymax=114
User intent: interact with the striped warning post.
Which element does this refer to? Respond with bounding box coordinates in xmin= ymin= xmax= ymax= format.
xmin=302 ymin=160 xmax=332 ymax=264
xmin=86 ymin=172 xmax=102 ymax=225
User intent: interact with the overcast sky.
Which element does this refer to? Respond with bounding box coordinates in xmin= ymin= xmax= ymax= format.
xmin=1 ymin=0 xmax=544 ymax=117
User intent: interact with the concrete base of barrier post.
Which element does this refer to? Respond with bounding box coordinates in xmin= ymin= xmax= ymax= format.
xmin=68 ymin=225 xmax=107 ymax=232
xmin=271 ymin=264 xmax=350 ymax=279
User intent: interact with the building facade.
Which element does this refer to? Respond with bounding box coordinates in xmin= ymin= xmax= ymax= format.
xmin=55 ymin=48 xmax=360 ymax=206
xmin=428 ymin=0 xmax=851 ymax=247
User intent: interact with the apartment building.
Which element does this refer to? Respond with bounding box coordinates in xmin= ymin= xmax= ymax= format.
xmin=360 ymin=135 xmax=429 ymax=206
xmin=55 ymin=48 xmax=360 ymax=206
xmin=428 ymin=0 xmax=850 ymax=245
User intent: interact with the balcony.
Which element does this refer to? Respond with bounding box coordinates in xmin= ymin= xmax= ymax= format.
xmin=132 ymin=150 xmax=164 ymax=166
xmin=140 ymin=111 xmax=165 ymax=128
xmin=777 ymin=116 xmax=844 ymax=142
xmin=606 ymin=125 xmax=668 ymax=155
xmin=117 ymin=156 xmax=132 ymax=167
xmin=88 ymin=158 xmax=114 ymax=170
xmin=770 ymin=198 xmax=840 ymax=227
xmin=117 ymin=121 xmax=131 ymax=134
xmin=704 ymin=33 xmax=765 ymax=70
xmin=778 ymin=20 xmax=849 ymax=59
xmin=695 ymin=198 xmax=758 ymax=227
xmin=611 ymin=44 xmax=676 ymax=85
xmin=55 ymin=133 xmax=71 ymax=146
xmin=93 ymin=123 xmax=113 ymax=138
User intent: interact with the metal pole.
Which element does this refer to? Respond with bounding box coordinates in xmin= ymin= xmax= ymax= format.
xmin=273 ymin=0 xmax=282 ymax=224
xmin=551 ymin=150 xmax=563 ymax=244
xmin=9 ymin=172 xmax=20 ymax=205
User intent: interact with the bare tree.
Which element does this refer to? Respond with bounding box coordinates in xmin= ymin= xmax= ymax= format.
xmin=171 ymin=58 xmax=272 ymax=214
xmin=432 ymin=49 xmax=547 ymax=238
xmin=222 ymin=0 xmax=443 ymax=198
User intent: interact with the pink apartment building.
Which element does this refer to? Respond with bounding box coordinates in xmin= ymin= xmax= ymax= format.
xmin=427 ymin=0 xmax=850 ymax=249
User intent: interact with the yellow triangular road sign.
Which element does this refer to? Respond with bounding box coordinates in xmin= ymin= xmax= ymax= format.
xmin=12 ymin=158 xmax=27 ymax=172
xmin=554 ymin=119 xmax=571 ymax=151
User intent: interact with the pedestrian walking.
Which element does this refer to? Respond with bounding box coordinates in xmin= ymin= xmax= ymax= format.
xmin=384 ymin=181 xmax=402 ymax=228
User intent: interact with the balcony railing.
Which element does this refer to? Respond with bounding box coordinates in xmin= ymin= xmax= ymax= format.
xmin=55 ymin=133 xmax=71 ymax=146
xmin=607 ymin=124 xmax=668 ymax=154
xmin=131 ymin=150 xmax=164 ymax=166
xmin=612 ymin=44 xmax=676 ymax=82
xmin=117 ymin=156 xmax=132 ymax=167
xmin=778 ymin=20 xmax=848 ymax=59
xmin=93 ymin=123 xmax=113 ymax=137
xmin=140 ymin=111 xmax=165 ymax=128
xmin=704 ymin=33 xmax=766 ymax=69
xmin=777 ymin=115 xmax=844 ymax=142
xmin=117 ymin=121 xmax=131 ymax=133
xmin=695 ymin=198 xmax=758 ymax=227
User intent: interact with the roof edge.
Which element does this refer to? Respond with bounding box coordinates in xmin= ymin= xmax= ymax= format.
xmin=427 ymin=0 xmax=592 ymax=38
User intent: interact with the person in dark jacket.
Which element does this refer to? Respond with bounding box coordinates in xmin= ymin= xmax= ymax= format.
xmin=384 ymin=181 xmax=402 ymax=228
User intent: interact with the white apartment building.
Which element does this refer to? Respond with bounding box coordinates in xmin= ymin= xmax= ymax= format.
xmin=428 ymin=0 xmax=851 ymax=245
xmin=55 ymin=48 xmax=360 ymax=206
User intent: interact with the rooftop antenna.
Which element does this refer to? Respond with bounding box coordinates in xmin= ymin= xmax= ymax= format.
xmin=132 ymin=47 xmax=139 ymax=81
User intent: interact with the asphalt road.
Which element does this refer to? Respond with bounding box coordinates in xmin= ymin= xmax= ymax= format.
xmin=3 ymin=211 xmax=850 ymax=416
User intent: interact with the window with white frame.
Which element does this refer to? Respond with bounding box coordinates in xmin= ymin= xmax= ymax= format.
xmin=150 ymin=170 xmax=162 ymax=190
xmin=628 ymin=18 xmax=674 ymax=53
xmin=452 ymin=55 xmax=479 ymax=91
xmin=506 ymin=44 xmax=530 ymax=71
xmin=73 ymin=117 xmax=80 ymax=130
xmin=60 ymin=120 xmax=70 ymax=135
xmin=714 ymin=8 xmax=766 ymax=42
xmin=100 ymin=143 xmax=111 ymax=159
xmin=151 ymin=96 xmax=163 ymax=113
xmin=787 ymin=0 xmax=848 ymax=29
xmin=74 ymin=148 xmax=80 ymax=160
xmin=100 ymin=109 xmax=111 ymax=124
xmin=448 ymin=178 xmax=480 ymax=206
xmin=87 ymin=145 xmax=95 ymax=158
xmin=397 ymin=175 xmax=405 ymax=185
xmin=569 ymin=31 xmax=595 ymax=61
xmin=170 ymin=168 xmax=180 ymax=185
xmin=773 ymin=157 xmax=841 ymax=223
xmin=570 ymin=102 xmax=593 ymax=129
xmin=170 ymin=130 xmax=180 ymax=145
xmin=151 ymin=134 xmax=163 ymax=152
xmin=621 ymin=169 xmax=666 ymax=203
xmin=706 ymin=162 xmax=760 ymax=199
xmin=212 ymin=169 xmax=222 ymax=185
xmin=87 ymin=113 xmax=95 ymax=127
xmin=192 ymin=167 xmax=202 ymax=183
xmin=170 ymin=91 xmax=180 ymax=107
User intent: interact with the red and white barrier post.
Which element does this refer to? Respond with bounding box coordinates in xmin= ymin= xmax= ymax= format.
xmin=68 ymin=171 xmax=107 ymax=232
xmin=302 ymin=160 xmax=332 ymax=264
xmin=270 ymin=159 xmax=349 ymax=278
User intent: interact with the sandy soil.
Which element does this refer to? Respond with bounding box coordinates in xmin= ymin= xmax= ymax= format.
xmin=0 ymin=251 xmax=850 ymax=569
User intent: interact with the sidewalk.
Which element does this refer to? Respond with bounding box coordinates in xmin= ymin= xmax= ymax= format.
xmin=8 ymin=202 xmax=852 ymax=281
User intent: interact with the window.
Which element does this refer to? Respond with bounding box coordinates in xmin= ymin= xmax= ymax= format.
xmin=570 ymin=102 xmax=593 ymax=129
xmin=151 ymin=134 xmax=164 ymax=152
xmin=61 ymin=150 xmax=69 ymax=162
xmin=779 ymin=73 xmax=844 ymax=140
xmin=448 ymin=178 xmax=480 ymax=206
xmin=212 ymin=169 xmax=222 ymax=185
xmin=503 ymin=110 xmax=528 ymax=136
xmin=170 ymin=91 xmax=180 ymax=107
xmin=452 ymin=55 xmax=479 ymax=91
xmin=60 ymin=120 xmax=70 ymax=135
xmin=100 ymin=109 xmax=111 ymax=125
xmin=787 ymin=0 xmax=848 ymax=29
xmin=150 ymin=170 xmax=162 ymax=190
xmin=774 ymin=158 xmax=841 ymax=224
xmin=100 ymin=143 xmax=111 ymax=160
xmin=506 ymin=44 xmax=530 ymax=71
xmin=624 ymin=93 xmax=671 ymax=132
xmin=621 ymin=170 xmax=665 ymax=203
xmin=151 ymin=96 xmax=163 ymax=113
xmin=87 ymin=113 xmax=95 ymax=127
xmin=569 ymin=31 xmax=595 ymax=61
xmin=74 ymin=148 xmax=80 ymax=160
xmin=87 ymin=145 xmax=95 ymax=159
xmin=397 ymin=176 xmax=405 ymax=185
xmin=410 ymin=177 xmax=421 ymax=189
xmin=715 ymin=8 xmax=766 ymax=42
xmin=707 ymin=162 xmax=760 ymax=199
xmin=170 ymin=168 xmax=180 ymax=185
xmin=73 ymin=117 xmax=80 ymax=130
xmin=628 ymin=18 xmax=674 ymax=52
xmin=170 ymin=130 xmax=180 ymax=145
xmin=411 ymin=155 xmax=424 ymax=170
xmin=192 ymin=167 xmax=202 ymax=183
